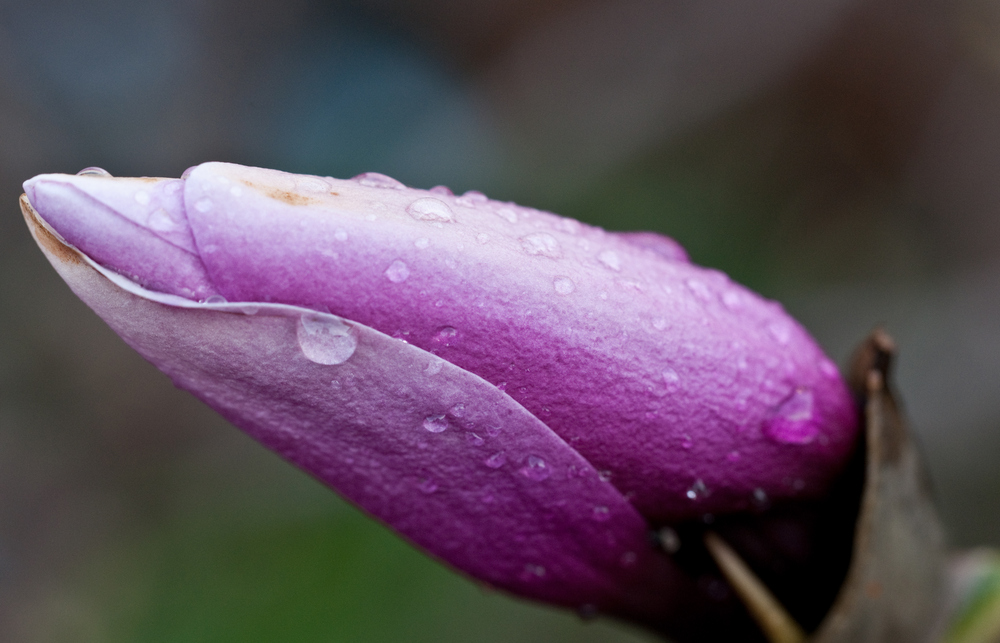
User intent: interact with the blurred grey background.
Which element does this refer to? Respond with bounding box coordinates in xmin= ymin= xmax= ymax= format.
xmin=1 ymin=0 xmax=999 ymax=641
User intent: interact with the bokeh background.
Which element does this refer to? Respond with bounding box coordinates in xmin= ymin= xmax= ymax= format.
xmin=2 ymin=0 xmax=999 ymax=641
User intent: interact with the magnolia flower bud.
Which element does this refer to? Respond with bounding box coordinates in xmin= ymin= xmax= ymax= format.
xmin=21 ymin=163 xmax=858 ymax=637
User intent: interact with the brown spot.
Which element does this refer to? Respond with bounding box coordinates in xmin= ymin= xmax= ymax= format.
xmin=240 ymin=179 xmax=318 ymax=206
xmin=20 ymin=194 xmax=82 ymax=265
xmin=134 ymin=176 xmax=166 ymax=183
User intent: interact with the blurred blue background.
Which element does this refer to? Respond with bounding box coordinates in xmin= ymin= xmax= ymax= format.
xmin=2 ymin=0 xmax=1000 ymax=640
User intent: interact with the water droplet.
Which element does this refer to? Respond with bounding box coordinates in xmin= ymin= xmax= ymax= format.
xmin=577 ymin=604 xmax=599 ymax=620
xmin=726 ymin=451 xmax=741 ymax=462
xmin=598 ymin=470 xmax=613 ymax=483
xmin=194 ymin=198 xmax=213 ymax=213
xmin=591 ymin=506 xmax=611 ymax=522
xmin=204 ymin=295 xmax=228 ymax=304
xmin=447 ymin=403 xmax=466 ymax=419
xmin=410 ymin=237 xmax=429 ymax=250
xmin=722 ymin=290 xmax=743 ymax=310
xmin=147 ymin=209 xmax=178 ymax=232
xmin=495 ymin=208 xmax=517 ymax=223
xmin=352 ymin=172 xmax=405 ymax=189
xmin=466 ymin=432 xmax=484 ymax=446
xmin=133 ymin=190 xmax=151 ymax=206
xmin=384 ymin=259 xmax=410 ymax=283
xmin=820 ymin=359 xmax=839 ymax=378
xmin=484 ymin=452 xmax=506 ymax=468
xmin=765 ymin=388 xmax=818 ymax=444
xmin=486 ymin=425 xmax=501 ymax=437
xmin=520 ymin=233 xmax=561 ymax=258
xmin=752 ymin=488 xmax=769 ymax=507
xmin=297 ymin=177 xmax=329 ymax=192
xmin=406 ymin=197 xmax=454 ymax=222
xmin=598 ymin=250 xmax=621 ymax=271
xmin=476 ymin=233 xmax=489 ymax=245
xmin=658 ymin=527 xmax=681 ymax=553
xmin=229 ymin=185 xmax=243 ymax=197
xmin=652 ymin=318 xmax=668 ymax=331
xmin=296 ymin=314 xmax=358 ymax=365
xmin=553 ymin=276 xmax=575 ymax=295
xmin=459 ymin=190 xmax=488 ymax=204
xmin=333 ymin=229 xmax=348 ymax=242
xmin=424 ymin=358 xmax=444 ymax=375
xmin=76 ymin=167 xmax=112 ymax=177
xmin=520 ymin=456 xmax=551 ymax=481
xmin=768 ymin=322 xmax=792 ymax=345
xmin=417 ymin=478 xmax=438 ymax=494
xmin=434 ymin=326 xmax=458 ymax=345
xmin=681 ymin=435 xmax=693 ymax=449
xmin=422 ymin=415 xmax=448 ymax=433
xmin=429 ymin=185 xmax=453 ymax=195
xmin=620 ymin=551 xmax=637 ymax=567
xmin=662 ymin=367 xmax=680 ymax=387
xmin=686 ymin=479 xmax=709 ymax=501
xmin=686 ymin=278 xmax=712 ymax=301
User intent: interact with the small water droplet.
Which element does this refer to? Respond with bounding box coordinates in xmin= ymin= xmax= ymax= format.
xmin=652 ymin=318 xmax=668 ymax=331
xmin=296 ymin=314 xmax=358 ymax=365
xmin=466 ymin=432 xmax=484 ymax=446
xmin=297 ymin=177 xmax=329 ymax=192
xmin=352 ymin=172 xmax=405 ymax=189
xmin=413 ymin=237 xmax=430 ymax=249
xmin=204 ymin=295 xmax=228 ymax=304
xmin=662 ymin=367 xmax=680 ymax=387
xmin=147 ymin=209 xmax=178 ymax=232
xmin=494 ymin=208 xmax=517 ymax=223
xmin=133 ymin=190 xmax=151 ymax=206
xmin=406 ymin=197 xmax=454 ymax=222
xmin=752 ymin=488 xmax=769 ymax=508
xmin=458 ymin=190 xmax=488 ymax=204
xmin=726 ymin=451 xmax=741 ymax=462
xmin=434 ymin=326 xmax=458 ymax=345
xmin=424 ymin=358 xmax=444 ymax=375
xmin=722 ymin=290 xmax=743 ymax=310
xmin=417 ymin=478 xmax=438 ymax=494
xmin=422 ymin=415 xmax=448 ymax=433
xmin=384 ymin=259 xmax=410 ymax=283
xmin=820 ymin=358 xmax=840 ymax=378
xmin=429 ymin=185 xmax=453 ymax=195
xmin=681 ymin=435 xmax=693 ymax=450
xmin=553 ymin=276 xmax=575 ymax=295
xmin=484 ymin=452 xmax=506 ymax=468
xmin=620 ymin=551 xmax=638 ymax=567
xmin=598 ymin=250 xmax=621 ymax=271
xmin=334 ymin=229 xmax=348 ymax=242
xmin=658 ymin=527 xmax=681 ymax=553
xmin=447 ymin=403 xmax=466 ymax=418
xmin=486 ymin=425 xmax=501 ymax=437
xmin=520 ymin=456 xmax=551 ymax=481
xmin=227 ymin=185 xmax=243 ymax=197
xmin=768 ymin=322 xmax=792 ymax=345
xmin=476 ymin=233 xmax=489 ymax=245
xmin=520 ymin=233 xmax=561 ymax=258
xmin=686 ymin=479 xmax=709 ymax=501
xmin=686 ymin=278 xmax=712 ymax=301
xmin=598 ymin=470 xmax=613 ymax=483
xmin=591 ymin=506 xmax=611 ymax=522
xmin=194 ymin=198 xmax=213 ymax=213
xmin=765 ymin=388 xmax=818 ymax=444
xmin=76 ymin=167 xmax=112 ymax=177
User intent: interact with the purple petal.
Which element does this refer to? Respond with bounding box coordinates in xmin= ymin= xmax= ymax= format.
xmin=22 ymin=198 xmax=703 ymax=627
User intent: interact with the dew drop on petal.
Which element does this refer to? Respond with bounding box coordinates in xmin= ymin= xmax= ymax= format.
xmin=133 ymin=190 xmax=151 ymax=206
xmin=495 ymin=208 xmax=517 ymax=223
xmin=76 ymin=167 xmax=112 ymax=177
xmin=722 ymin=290 xmax=743 ymax=310
xmin=765 ymin=388 xmax=819 ymax=444
xmin=194 ymin=198 xmax=213 ymax=213
xmin=466 ymin=432 xmax=485 ymax=446
xmin=204 ymin=295 xmax=228 ymax=304
xmin=598 ymin=250 xmax=621 ymax=271
xmin=407 ymin=197 xmax=454 ymax=222
xmin=662 ymin=367 xmax=680 ymax=387
xmin=686 ymin=479 xmax=709 ymax=501
xmin=147 ymin=209 xmax=178 ymax=232
xmin=434 ymin=326 xmax=458 ymax=345
xmin=459 ymin=190 xmax=488 ymax=203
xmin=658 ymin=527 xmax=681 ymax=554
xmin=652 ymin=318 xmax=668 ymax=331
xmin=229 ymin=185 xmax=243 ymax=197
xmin=334 ymin=229 xmax=349 ymax=242
xmin=296 ymin=314 xmax=358 ymax=365
xmin=352 ymin=172 xmax=405 ymax=189
xmin=422 ymin=415 xmax=448 ymax=433
xmin=820 ymin=358 xmax=840 ymax=379
xmin=520 ymin=233 xmax=561 ymax=258
xmin=484 ymin=452 xmax=507 ymax=468
xmin=424 ymin=358 xmax=444 ymax=375
xmin=591 ymin=506 xmax=611 ymax=522
xmin=429 ymin=185 xmax=453 ymax=195
xmin=726 ymin=451 xmax=741 ymax=462
xmin=768 ymin=321 xmax=792 ymax=345
xmin=476 ymin=233 xmax=489 ymax=245
xmin=384 ymin=259 xmax=410 ymax=283
xmin=417 ymin=478 xmax=438 ymax=494
xmin=520 ymin=456 xmax=551 ymax=481
xmin=414 ymin=237 xmax=430 ymax=249
xmin=553 ymin=276 xmax=575 ymax=295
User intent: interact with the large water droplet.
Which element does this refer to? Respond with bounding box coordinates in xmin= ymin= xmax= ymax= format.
xmin=686 ymin=479 xmax=709 ymax=500
xmin=598 ymin=250 xmax=621 ymax=271
xmin=204 ymin=295 xmax=228 ymax=305
xmin=422 ymin=415 xmax=448 ymax=433
xmin=520 ymin=456 xmax=551 ymax=481
xmin=384 ymin=259 xmax=410 ymax=283
xmin=407 ymin=197 xmax=454 ymax=222
xmin=520 ymin=233 xmax=561 ymax=258
xmin=352 ymin=172 xmax=405 ymax=189
xmin=553 ymin=276 xmax=575 ymax=295
xmin=434 ymin=326 xmax=458 ymax=345
xmin=765 ymin=388 xmax=818 ymax=444
xmin=484 ymin=452 xmax=506 ymax=468
xmin=76 ymin=167 xmax=112 ymax=177
xmin=296 ymin=314 xmax=358 ymax=365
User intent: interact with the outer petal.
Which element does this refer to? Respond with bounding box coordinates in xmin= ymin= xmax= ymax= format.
xmin=21 ymin=196 xmax=704 ymax=629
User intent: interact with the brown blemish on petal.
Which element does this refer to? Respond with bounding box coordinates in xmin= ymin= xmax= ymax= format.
xmin=239 ymin=179 xmax=318 ymax=206
xmin=20 ymin=194 xmax=83 ymax=266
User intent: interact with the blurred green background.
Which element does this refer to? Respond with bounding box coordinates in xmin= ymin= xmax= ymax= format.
xmin=2 ymin=0 xmax=1000 ymax=641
